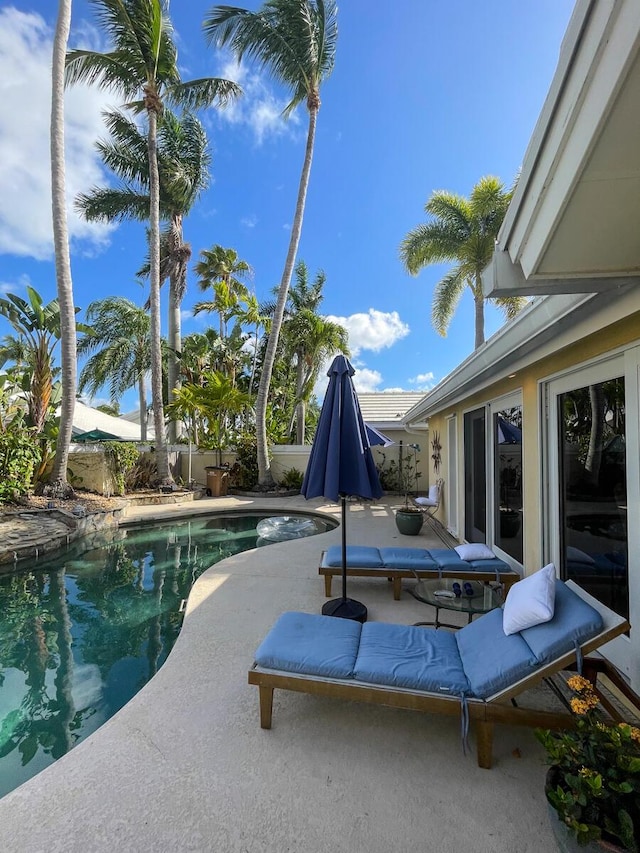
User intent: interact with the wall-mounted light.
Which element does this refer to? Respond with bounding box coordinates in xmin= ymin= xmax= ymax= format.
xmin=508 ymin=373 xmax=517 ymax=379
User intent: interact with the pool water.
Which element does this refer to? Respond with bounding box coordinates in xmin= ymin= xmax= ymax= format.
xmin=0 ymin=512 xmax=333 ymax=799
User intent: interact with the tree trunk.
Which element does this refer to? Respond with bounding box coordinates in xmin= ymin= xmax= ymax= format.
xmin=50 ymin=0 xmax=76 ymax=484
xmin=147 ymin=108 xmax=170 ymax=482
xmin=474 ymin=276 xmax=485 ymax=349
xmin=585 ymin=384 xmax=604 ymax=483
xmin=295 ymin=353 xmax=305 ymax=444
xmin=255 ymin=106 xmax=318 ymax=484
xmin=138 ymin=374 xmax=147 ymax=442
xmin=167 ymin=277 xmax=181 ymax=444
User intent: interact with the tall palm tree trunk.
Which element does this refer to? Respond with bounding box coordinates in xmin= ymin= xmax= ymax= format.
xmin=295 ymin=353 xmax=305 ymax=444
xmin=256 ymin=107 xmax=317 ymax=484
xmin=51 ymin=0 xmax=76 ymax=486
xmin=474 ymin=273 xmax=485 ymax=349
xmin=138 ymin=374 xmax=147 ymax=442
xmin=146 ymin=105 xmax=170 ymax=482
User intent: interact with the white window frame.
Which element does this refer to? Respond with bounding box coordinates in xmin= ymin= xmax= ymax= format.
xmin=487 ymin=391 xmax=523 ymax=570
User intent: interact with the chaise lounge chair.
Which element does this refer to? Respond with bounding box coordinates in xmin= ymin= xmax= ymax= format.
xmin=319 ymin=543 xmax=519 ymax=600
xmin=248 ymin=578 xmax=628 ymax=769
xmin=412 ymin=478 xmax=443 ymax=516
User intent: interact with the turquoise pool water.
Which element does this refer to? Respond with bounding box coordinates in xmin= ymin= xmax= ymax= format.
xmin=0 ymin=512 xmax=334 ymax=799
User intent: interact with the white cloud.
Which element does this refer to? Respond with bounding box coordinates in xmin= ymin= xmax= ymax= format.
xmin=352 ymin=368 xmax=383 ymax=393
xmin=325 ymin=309 xmax=410 ymax=356
xmin=214 ymin=57 xmax=300 ymax=145
xmin=409 ymin=371 xmax=435 ymax=391
xmin=0 ymin=9 xmax=116 ymax=260
xmin=241 ymin=214 xmax=257 ymax=228
xmin=0 ymin=273 xmax=31 ymax=295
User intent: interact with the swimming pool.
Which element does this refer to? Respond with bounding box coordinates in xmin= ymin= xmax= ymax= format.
xmin=0 ymin=511 xmax=334 ymax=799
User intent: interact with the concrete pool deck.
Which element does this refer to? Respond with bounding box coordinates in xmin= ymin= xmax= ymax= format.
xmin=0 ymin=495 xmax=558 ymax=852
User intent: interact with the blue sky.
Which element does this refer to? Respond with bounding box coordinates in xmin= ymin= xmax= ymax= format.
xmin=0 ymin=0 xmax=574 ymax=411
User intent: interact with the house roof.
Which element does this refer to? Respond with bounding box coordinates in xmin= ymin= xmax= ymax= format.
xmin=357 ymin=392 xmax=426 ymax=428
xmin=72 ymin=402 xmax=147 ymax=442
xmin=484 ymin=0 xmax=640 ymax=297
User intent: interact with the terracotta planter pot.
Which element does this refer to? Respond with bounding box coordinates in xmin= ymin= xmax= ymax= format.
xmin=394 ymin=509 xmax=424 ymax=535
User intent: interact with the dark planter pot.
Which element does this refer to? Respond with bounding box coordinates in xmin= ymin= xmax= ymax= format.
xmin=395 ymin=510 xmax=424 ymax=536
xmin=499 ymin=509 xmax=521 ymax=538
xmin=545 ymin=770 xmax=628 ymax=852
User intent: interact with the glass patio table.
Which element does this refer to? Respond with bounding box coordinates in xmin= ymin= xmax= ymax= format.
xmin=409 ymin=577 xmax=504 ymax=629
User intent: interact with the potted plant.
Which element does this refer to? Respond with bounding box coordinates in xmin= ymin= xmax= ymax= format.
xmin=394 ymin=444 xmax=424 ymax=535
xmin=536 ymin=674 xmax=640 ymax=852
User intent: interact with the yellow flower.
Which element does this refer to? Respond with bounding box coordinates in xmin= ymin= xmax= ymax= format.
xmin=579 ymin=766 xmax=596 ymax=778
xmin=567 ymin=675 xmax=593 ymax=693
xmin=570 ymin=693 xmax=599 ymax=715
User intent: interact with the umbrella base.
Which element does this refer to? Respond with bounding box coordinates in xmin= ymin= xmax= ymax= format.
xmin=321 ymin=597 xmax=368 ymax=623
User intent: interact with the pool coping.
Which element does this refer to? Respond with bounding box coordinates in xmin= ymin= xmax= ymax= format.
xmin=0 ymin=494 xmax=558 ymax=852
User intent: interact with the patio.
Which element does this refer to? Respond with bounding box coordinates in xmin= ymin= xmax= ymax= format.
xmin=0 ymin=495 xmax=558 ymax=852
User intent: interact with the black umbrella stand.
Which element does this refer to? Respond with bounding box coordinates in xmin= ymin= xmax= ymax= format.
xmin=321 ymin=494 xmax=368 ymax=623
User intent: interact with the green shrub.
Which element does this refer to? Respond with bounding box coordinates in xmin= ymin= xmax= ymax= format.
xmin=103 ymin=442 xmax=140 ymax=496
xmin=0 ymin=424 xmax=39 ymax=503
xmin=229 ymin=433 xmax=260 ymax=490
xmin=280 ymin=467 xmax=303 ymax=490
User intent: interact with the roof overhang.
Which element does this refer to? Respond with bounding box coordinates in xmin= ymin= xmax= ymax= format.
xmin=484 ymin=0 xmax=640 ymax=298
xmin=403 ymin=286 xmax=637 ymax=424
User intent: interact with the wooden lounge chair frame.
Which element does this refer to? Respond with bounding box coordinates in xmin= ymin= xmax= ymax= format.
xmin=319 ymin=550 xmax=520 ymax=601
xmin=248 ymin=582 xmax=629 ymax=769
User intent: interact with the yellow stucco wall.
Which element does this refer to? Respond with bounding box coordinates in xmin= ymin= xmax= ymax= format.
xmin=426 ymin=310 xmax=640 ymax=573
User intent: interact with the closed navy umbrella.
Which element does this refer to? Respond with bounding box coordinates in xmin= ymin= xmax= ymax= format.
xmin=301 ymin=355 xmax=383 ymax=622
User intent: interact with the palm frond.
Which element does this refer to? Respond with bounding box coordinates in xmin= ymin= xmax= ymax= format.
xmin=400 ymin=221 xmax=468 ymax=274
xmin=431 ymin=266 xmax=467 ymax=337
xmin=75 ymin=187 xmax=151 ymax=222
xmin=491 ymin=295 xmax=529 ymax=321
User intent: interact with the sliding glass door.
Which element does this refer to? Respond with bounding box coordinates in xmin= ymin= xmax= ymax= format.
xmin=558 ymin=377 xmax=628 ymax=619
xmin=464 ymin=408 xmax=486 ymax=543
xmin=547 ymin=349 xmax=640 ymax=682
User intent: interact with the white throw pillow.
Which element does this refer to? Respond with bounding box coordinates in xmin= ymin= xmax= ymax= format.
xmin=503 ymin=563 xmax=557 ymax=636
xmin=454 ymin=543 xmax=495 ymax=561
xmin=428 ymin=483 xmax=440 ymax=502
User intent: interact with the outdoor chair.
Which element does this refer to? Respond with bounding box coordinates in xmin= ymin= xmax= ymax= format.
xmin=412 ymin=478 xmax=443 ymax=517
xmin=319 ymin=543 xmax=519 ymax=600
xmin=248 ymin=577 xmax=628 ymax=769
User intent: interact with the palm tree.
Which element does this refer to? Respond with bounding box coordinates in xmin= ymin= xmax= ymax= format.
xmin=0 ymin=287 xmax=72 ymax=434
xmin=279 ymin=261 xmax=348 ymax=442
xmin=203 ymin=0 xmax=338 ymax=485
xmin=399 ymin=176 xmax=527 ymax=349
xmin=50 ymin=0 xmax=76 ymax=495
xmin=193 ymin=245 xmax=251 ymax=338
xmin=77 ymin=297 xmax=152 ymax=441
xmin=77 ymin=107 xmax=212 ymax=443
xmin=66 ymin=0 xmax=240 ymax=483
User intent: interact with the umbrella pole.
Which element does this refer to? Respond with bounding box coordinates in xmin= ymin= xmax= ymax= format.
xmin=341 ymin=494 xmax=348 ymax=601
xmin=320 ymin=494 xmax=368 ymax=623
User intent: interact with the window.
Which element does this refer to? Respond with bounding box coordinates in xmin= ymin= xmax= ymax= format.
xmin=493 ymin=405 xmax=523 ymax=562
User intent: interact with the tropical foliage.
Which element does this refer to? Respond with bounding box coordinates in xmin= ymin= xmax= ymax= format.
xmin=66 ymin=0 xmax=240 ymax=482
xmin=77 ymin=298 xmax=152 ymax=442
xmin=400 ymin=176 xmax=527 ymax=349
xmin=537 ymin=674 xmax=640 ymax=850
xmin=204 ymin=0 xmax=338 ymax=484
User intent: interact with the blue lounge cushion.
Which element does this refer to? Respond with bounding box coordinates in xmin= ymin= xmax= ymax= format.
xmin=428 ymin=549 xmax=468 ymax=569
xmin=322 ymin=545 xmax=384 ymax=568
xmin=467 ymin=558 xmax=514 ymax=574
xmin=456 ymin=608 xmax=538 ymax=699
xmin=520 ymin=580 xmax=604 ymax=664
xmin=378 ymin=547 xmax=438 ymax=570
xmin=255 ymin=612 xmax=361 ymax=679
xmin=354 ymin=622 xmax=470 ymax=695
